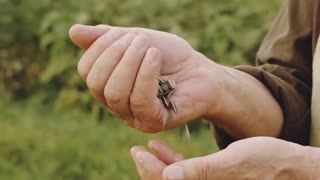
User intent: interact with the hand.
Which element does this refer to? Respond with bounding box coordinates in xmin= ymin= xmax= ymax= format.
xmin=130 ymin=137 xmax=319 ymax=180
xmin=69 ymin=24 xmax=224 ymax=133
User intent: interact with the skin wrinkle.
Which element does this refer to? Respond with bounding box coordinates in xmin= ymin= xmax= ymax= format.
xmin=130 ymin=88 xmax=152 ymax=116
xmin=159 ymin=48 xmax=197 ymax=79
xmin=107 ymin=34 xmax=149 ymax=120
xmin=133 ymin=118 xmax=160 ymax=133
xmin=224 ymin=66 xmax=282 ymax=138
xmin=81 ymin=28 xmax=124 ymax=81
xmin=172 ymin=55 xmax=220 ymax=124
xmin=129 ymin=49 xmax=160 ymax=122
xmin=197 ymin=161 xmax=210 ymax=180
xmin=173 ymin=51 xmax=207 ymax=83
xmin=87 ymin=32 xmax=134 ymax=105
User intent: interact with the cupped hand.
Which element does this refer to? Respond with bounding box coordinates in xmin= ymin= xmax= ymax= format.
xmin=69 ymin=24 xmax=224 ymax=133
xmin=131 ymin=138 xmax=317 ymax=180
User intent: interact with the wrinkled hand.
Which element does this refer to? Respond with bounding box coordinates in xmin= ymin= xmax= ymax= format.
xmin=130 ymin=137 xmax=318 ymax=180
xmin=69 ymin=24 xmax=224 ymax=132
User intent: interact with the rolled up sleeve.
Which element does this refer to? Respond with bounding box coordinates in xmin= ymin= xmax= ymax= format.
xmin=214 ymin=0 xmax=315 ymax=149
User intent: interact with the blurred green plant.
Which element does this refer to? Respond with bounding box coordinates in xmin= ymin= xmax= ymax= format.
xmin=0 ymin=99 xmax=218 ymax=179
xmin=0 ymin=0 xmax=282 ymax=110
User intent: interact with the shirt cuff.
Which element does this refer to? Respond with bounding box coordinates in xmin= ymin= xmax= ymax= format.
xmin=213 ymin=64 xmax=311 ymax=149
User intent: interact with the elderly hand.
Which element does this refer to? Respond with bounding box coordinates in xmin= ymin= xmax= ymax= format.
xmin=130 ymin=137 xmax=319 ymax=180
xmin=70 ymin=24 xmax=283 ymax=138
xmin=69 ymin=24 xmax=224 ymax=133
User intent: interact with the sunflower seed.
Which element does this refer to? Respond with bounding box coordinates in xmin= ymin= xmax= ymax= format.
xmin=159 ymin=76 xmax=166 ymax=85
xmin=162 ymin=96 xmax=170 ymax=108
xmin=158 ymin=86 xmax=164 ymax=97
xmin=167 ymin=90 xmax=173 ymax=99
xmin=161 ymin=84 xmax=170 ymax=93
xmin=183 ymin=124 xmax=191 ymax=143
xmin=157 ymin=77 xmax=190 ymax=142
xmin=168 ymin=80 xmax=176 ymax=90
xmin=169 ymin=99 xmax=177 ymax=113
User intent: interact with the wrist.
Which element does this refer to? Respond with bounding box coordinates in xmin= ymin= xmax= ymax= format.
xmin=202 ymin=62 xmax=283 ymax=138
xmin=202 ymin=63 xmax=242 ymax=128
xmin=191 ymin=53 xmax=226 ymax=121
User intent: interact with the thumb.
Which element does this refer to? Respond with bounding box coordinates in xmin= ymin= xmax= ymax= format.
xmin=69 ymin=24 xmax=110 ymax=49
xmin=162 ymin=151 xmax=227 ymax=180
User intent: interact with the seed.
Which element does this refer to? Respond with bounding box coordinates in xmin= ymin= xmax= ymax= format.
xmin=158 ymin=86 xmax=164 ymax=96
xmin=162 ymin=96 xmax=170 ymax=108
xmin=158 ymin=76 xmax=166 ymax=85
xmin=169 ymin=100 xmax=177 ymax=113
xmin=161 ymin=84 xmax=170 ymax=93
xmin=183 ymin=124 xmax=191 ymax=143
xmin=168 ymin=80 xmax=176 ymax=90
xmin=167 ymin=90 xmax=173 ymax=99
xmin=157 ymin=77 xmax=190 ymax=141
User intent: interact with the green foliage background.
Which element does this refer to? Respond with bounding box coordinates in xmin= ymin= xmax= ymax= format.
xmin=0 ymin=0 xmax=282 ymax=179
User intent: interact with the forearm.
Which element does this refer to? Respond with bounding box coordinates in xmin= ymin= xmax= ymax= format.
xmin=204 ymin=61 xmax=283 ymax=139
xmin=305 ymin=146 xmax=320 ymax=178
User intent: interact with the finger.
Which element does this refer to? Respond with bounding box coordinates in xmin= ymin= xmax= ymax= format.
xmin=78 ymin=28 xmax=126 ymax=81
xmin=162 ymin=150 xmax=229 ymax=180
xmin=130 ymin=146 xmax=148 ymax=178
xmin=104 ymin=34 xmax=150 ymax=121
xmin=69 ymin=24 xmax=110 ymax=49
xmin=132 ymin=120 xmax=164 ymax=134
xmin=149 ymin=139 xmax=184 ymax=165
xmin=130 ymin=146 xmax=166 ymax=180
xmin=130 ymin=48 xmax=167 ymax=129
xmin=86 ymin=33 xmax=136 ymax=104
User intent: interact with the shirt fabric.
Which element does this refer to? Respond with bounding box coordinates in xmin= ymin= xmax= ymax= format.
xmin=214 ymin=0 xmax=319 ymax=149
xmin=311 ymin=33 xmax=320 ymax=146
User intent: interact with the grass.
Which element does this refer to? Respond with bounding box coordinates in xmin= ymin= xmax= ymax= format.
xmin=0 ymin=99 xmax=218 ymax=179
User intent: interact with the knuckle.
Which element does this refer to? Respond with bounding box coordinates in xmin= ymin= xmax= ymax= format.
xmin=133 ymin=117 xmax=162 ymax=133
xmin=125 ymin=32 xmax=136 ymax=39
xmin=104 ymin=88 xmax=122 ymax=106
xmin=86 ymin=77 xmax=102 ymax=95
xmin=132 ymin=34 xmax=149 ymax=49
xmin=114 ymin=33 xmax=135 ymax=49
xmin=143 ymin=129 xmax=160 ymax=134
xmin=106 ymin=27 xmax=125 ymax=40
xmin=137 ymin=33 xmax=148 ymax=41
xmin=125 ymin=120 xmax=135 ymax=128
xmin=107 ymin=108 xmax=121 ymax=118
xmin=130 ymin=94 xmax=145 ymax=109
xmin=113 ymin=41 xmax=127 ymax=50
xmin=137 ymin=126 xmax=160 ymax=134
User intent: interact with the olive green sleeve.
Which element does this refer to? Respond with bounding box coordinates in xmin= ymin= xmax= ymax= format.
xmin=213 ymin=0 xmax=314 ymax=149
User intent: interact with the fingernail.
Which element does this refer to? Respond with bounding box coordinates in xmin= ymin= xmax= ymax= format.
xmin=135 ymin=151 xmax=151 ymax=168
xmin=164 ymin=165 xmax=185 ymax=180
xmin=130 ymin=146 xmax=147 ymax=160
